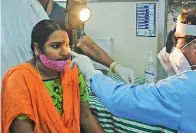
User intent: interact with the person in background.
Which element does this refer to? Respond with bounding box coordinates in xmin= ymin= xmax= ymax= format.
xmin=2 ymin=20 xmax=105 ymax=133
xmin=38 ymin=0 xmax=134 ymax=83
xmin=69 ymin=9 xmax=196 ymax=133
xmin=1 ymin=0 xmax=49 ymax=79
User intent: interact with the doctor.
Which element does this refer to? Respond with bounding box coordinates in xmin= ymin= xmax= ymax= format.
xmin=158 ymin=9 xmax=192 ymax=76
xmin=69 ymin=10 xmax=196 ymax=132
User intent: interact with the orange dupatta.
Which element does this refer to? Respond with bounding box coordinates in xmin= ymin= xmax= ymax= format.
xmin=1 ymin=60 xmax=80 ymax=133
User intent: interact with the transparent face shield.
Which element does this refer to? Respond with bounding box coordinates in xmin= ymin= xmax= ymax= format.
xmin=174 ymin=22 xmax=196 ymax=70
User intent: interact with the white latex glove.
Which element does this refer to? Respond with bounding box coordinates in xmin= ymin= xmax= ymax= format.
xmin=158 ymin=47 xmax=175 ymax=76
xmin=112 ymin=63 xmax=134 ymax=84
xmin=69 ymin=51 xmax=102 ymax=82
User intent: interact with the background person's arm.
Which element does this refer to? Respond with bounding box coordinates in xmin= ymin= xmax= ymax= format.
xmin=78 ymin=35 xmax=134 ymax=83
xmin=78 ymin=35 xmax=114 ymax=68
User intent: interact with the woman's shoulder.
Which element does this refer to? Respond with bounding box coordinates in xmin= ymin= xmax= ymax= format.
xmin=8 ymin=63 xmax=34 ymax=73
xmin=2 ymin=63 xmax=36 ymax=81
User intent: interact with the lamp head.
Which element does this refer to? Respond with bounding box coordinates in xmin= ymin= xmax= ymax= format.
xmin=65 ymin=0 xmax=91 ymax=30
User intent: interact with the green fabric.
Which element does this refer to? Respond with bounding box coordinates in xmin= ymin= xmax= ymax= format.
xmin=17 ymin=114 xmax=29 ymax=120
xmin=44 ymin=78 xmax=63 ymax=116
xmin=78 ymin=71 xmax=88 ymax=102
xmin=17 ymin=70 xmax=88 ymax=120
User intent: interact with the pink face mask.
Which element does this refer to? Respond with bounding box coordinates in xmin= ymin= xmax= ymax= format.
xmin=39 ymin=54 xmax=68 ymax=72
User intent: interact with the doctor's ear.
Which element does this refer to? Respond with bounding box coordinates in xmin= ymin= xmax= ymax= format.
xmin=34 ymin=43 xmax=41 ymax=57
xmin=193 ymin=44 xmax=196 ymax=55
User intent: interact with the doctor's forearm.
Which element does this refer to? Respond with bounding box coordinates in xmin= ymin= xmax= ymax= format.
xmin=78 ymin=36 xmax=114 ymax=67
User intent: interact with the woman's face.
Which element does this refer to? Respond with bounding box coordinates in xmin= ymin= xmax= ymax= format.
xmin=42 ymin=30 xmax=71 ymax=61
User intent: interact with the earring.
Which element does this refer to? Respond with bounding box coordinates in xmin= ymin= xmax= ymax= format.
xmin=35 ymin=53 xmax=40 ymax=59
xmin=60 ymin=52 xmax=65 ymax=56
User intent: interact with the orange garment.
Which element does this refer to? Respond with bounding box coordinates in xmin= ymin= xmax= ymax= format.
xmin=1 ymin=60 xmax=80 ymax=133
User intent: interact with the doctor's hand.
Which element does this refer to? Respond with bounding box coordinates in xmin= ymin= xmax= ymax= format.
xmin=110 ymin=62 xmax=134 ymax=84
xmin=158 ymin=47 xmax=175 ymax=76
xmin=69 ymin=51 xmax=102 ymax=82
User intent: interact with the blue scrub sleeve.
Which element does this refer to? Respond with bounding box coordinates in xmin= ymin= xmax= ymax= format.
xmin=90 ymin=74 xmax=181 ymax=130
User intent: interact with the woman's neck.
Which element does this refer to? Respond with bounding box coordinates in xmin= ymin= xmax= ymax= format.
xmin=35 ymin=58 xmax=60 ymax=80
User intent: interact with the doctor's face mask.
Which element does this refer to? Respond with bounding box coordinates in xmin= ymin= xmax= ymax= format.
xmin=169 ymin=39 xmax=196 ymax=73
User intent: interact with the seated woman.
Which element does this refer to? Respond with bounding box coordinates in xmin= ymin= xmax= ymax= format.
xmin=2 ymin=20 xmax=105 ymax=133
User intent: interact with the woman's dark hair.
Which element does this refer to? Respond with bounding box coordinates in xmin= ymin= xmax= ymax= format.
xmin=31 ymin=19 xmax=67 ymax=56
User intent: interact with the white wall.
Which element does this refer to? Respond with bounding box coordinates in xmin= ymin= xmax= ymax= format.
xmin=85 ymin=1 xmax=159 ymax=79
xmin=57 ymin=0 xmax=159 ymax=79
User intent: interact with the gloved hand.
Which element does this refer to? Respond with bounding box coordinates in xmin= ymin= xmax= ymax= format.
xmin=158 ymin=47 xmax=175 ymax=76
xmin=110 ymin=62 xmax=134 ymax=84
xmin=69 ymin=51 xmax=102 ymax=83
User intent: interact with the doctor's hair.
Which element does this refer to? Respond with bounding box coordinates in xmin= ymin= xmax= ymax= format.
xmin=166 ymin=9 xmax=195 ymax=53
xmin=179 ymin=9 xmax=196 ymax=25
xmin=31 ymin=19 xmax=67 ymax=57
xmin=178 ymin=9 xmax=196 ymax=43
